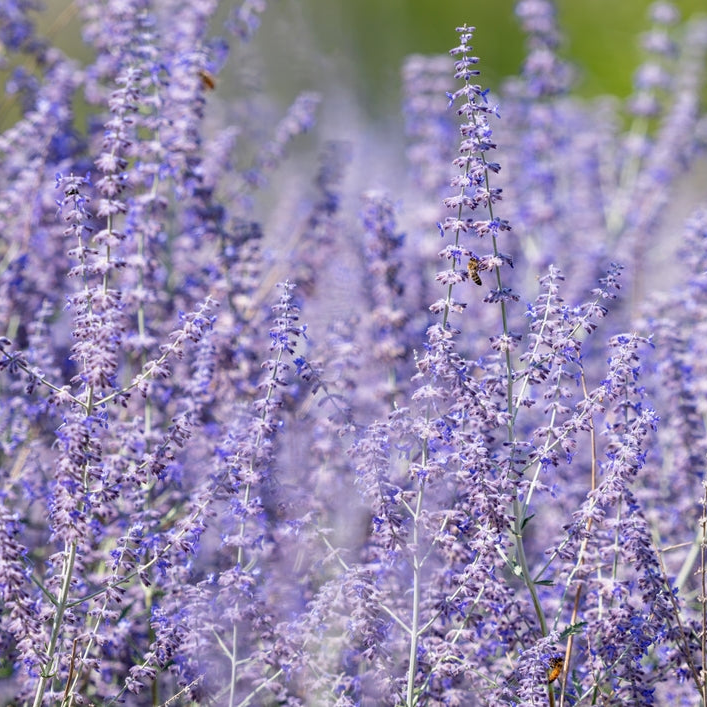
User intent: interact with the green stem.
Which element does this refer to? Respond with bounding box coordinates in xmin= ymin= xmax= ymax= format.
xmin=406 ymin=474 xmax=426 ymax=707
xmin=32 ymin=543 xmax=78 ymax=707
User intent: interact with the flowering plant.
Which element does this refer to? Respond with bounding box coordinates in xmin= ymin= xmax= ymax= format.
xmin=1 ymin=1 xmax=707 ymax=705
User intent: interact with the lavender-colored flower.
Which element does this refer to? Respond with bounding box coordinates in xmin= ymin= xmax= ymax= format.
xmin=1 ymin=0 xmax=707 ymax=704
xmin=402 ymin=53 xmax=456 ymax=198
xmin=228 ymin=0 xmax=268 ymax=41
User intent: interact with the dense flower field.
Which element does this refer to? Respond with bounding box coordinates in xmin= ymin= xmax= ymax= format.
xmin=1 ymin=0 xmax=707 ymax=705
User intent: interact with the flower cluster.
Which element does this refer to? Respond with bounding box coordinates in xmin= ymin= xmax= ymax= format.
xmin=1 ymin=1 xmax=707 ymax=705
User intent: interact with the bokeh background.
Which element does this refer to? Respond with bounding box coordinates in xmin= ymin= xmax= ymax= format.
xmin=5 ymin=0 xmax=706 ymax=292
xmin=255 ymin=0 xmax=706 ymax=109
xmin=22 ymin=0 xmax=707 ymax=115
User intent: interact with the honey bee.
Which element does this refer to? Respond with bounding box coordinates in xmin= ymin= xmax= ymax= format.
xmin=547 ymin=656 xmax=564 ymax=684
xmin=198 ymin=68 xmax=216 ymax=91
xmin=467 ymin=255 xmax=482 ymax=286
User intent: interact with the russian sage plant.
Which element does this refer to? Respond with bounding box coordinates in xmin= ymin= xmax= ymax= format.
xmin=1 ymin=1 xmax=707 ymax=706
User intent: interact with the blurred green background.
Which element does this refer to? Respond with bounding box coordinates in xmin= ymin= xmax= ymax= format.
xmin=5 ymin=0 xmax=704 ymax=159
xmin=28 ymin=0 xmax=707 ymax=109
xmin=252 ymin=0 xmax=706 ymax=115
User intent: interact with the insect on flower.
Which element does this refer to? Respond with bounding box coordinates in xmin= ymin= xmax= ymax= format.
xmin=467 ymin=255 xmax=482 ymax=286
xmin=198 ymin=68 xmax=216 ymax=90
xmin=547 ymin=656 xmax=564 ymax=684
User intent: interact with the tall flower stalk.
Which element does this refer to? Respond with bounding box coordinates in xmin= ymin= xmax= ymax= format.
xmin=1 ymin=1 xmax=707 ymax=705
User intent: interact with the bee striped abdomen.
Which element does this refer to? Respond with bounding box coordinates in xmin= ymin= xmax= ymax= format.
xmin=467 ymin=255 xmax=482 ymax=285
xmin=547 ymin=657 xmax=564 ymax=684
